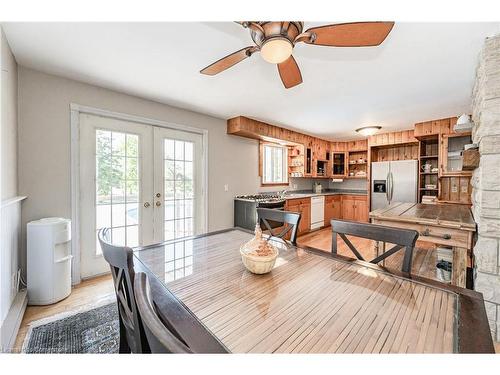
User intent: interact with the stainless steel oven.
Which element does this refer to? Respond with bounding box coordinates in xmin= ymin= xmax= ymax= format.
xmin=234 ymin=195 xmax=286 ymax=231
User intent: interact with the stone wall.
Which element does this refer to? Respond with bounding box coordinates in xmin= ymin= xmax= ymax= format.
xmin=471 ymin=33 xmax=500 ymax=342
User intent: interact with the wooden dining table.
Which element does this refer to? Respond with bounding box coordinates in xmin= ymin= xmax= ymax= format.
xmin=133 ymin=228 xmax=493 ymax=353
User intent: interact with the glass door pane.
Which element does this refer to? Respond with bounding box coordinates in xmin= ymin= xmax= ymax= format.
xmin=153 ymin=126 xmax=205 ymax=243
xmin=79 ymin=113 xmax=154 ymax=279
xmin=164 ymin=138 xmax=195 ymax=240
xmin=95 ymin=130 xmax=140 ymax=252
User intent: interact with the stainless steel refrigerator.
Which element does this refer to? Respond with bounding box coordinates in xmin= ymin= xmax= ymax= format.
xmin=371 ymin=160 xmax=418 ymax=210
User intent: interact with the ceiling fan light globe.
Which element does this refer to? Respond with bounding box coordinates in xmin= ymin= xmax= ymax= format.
xmin=260 ymin=38 xmax=293 ymax=64
xmin=356 ymin=126 xmax=382 ymax=137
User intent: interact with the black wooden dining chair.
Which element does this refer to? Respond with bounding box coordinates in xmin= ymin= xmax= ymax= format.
xmin=257 ymin=207 xmax=301 ymax=246
xmin=330 ymin=219 xmax=419 ymax=273
xmin=134 ymin=272 xmax=229 ymax=353
xmin=98 ymin=228 xmax=149 ymax=353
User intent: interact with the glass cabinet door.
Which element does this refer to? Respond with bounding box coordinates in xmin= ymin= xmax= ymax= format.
xmin=441 ymin=134 xmax=472 ymax=175
xmin=332 ymin=152 xmax=346 ymax=176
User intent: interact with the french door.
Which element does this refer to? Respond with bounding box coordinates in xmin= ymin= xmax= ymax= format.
xmin=79 ymin=113 xmax=205 ymax=279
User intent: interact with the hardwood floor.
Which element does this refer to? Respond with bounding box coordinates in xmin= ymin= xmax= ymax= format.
xmin=12 ymin=274 xmax=114 ymax=353
xmin=297 ymin=227 xmax=440 ymax=282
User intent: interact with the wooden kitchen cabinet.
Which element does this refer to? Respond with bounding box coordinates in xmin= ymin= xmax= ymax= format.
xmin=332 ymin=152 xmax=347 ymax=177
xmin=324 ymin=195 xmax=342 ymax=226
xmin=285 ymin=198 xmax=311 ymax=235
xmin=341 ymin=195 xmax=368 ymax=222
xmin=439 ymin=133 xmax=473 ymax=176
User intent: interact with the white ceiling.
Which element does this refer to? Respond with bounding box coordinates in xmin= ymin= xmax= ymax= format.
xmin=3 ymin=22 xmax=500 ymax=140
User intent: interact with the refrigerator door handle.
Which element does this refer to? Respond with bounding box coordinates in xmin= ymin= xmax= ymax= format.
xmin=386 ymin=172 xmax=391 ymax=202
xmin=389 ymin=172 xmax=395 ymax=202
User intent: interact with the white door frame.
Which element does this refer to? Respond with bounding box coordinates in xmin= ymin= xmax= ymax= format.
xmin=70 ymin=103 xmax=209 ymax=284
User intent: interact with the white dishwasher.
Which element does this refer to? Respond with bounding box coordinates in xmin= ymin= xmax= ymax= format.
xmin=310 ymin=195 xmax=325 ymax=230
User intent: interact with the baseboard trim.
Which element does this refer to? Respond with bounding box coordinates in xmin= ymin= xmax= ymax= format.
xmin=0 ymin=289 xmax=28 ymax=352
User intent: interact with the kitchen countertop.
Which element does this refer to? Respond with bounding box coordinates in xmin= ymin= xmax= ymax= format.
xmin=283 ymin=189 xmax=367 ymax=199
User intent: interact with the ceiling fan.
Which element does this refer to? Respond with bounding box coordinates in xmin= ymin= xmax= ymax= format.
xmin=200 ymin=21 xmax=394 ymax=89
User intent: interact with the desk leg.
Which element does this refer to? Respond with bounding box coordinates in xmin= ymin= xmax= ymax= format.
xmin=452 ymin=247 xmax=467 ymax=288
xmin=374 ymin=241 xmax=380 ymax=257
xmin=382 ymin=242 xmax=386 ymax=267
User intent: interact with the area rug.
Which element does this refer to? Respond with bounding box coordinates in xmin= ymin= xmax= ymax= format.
xmin=22 ymin=296 xmax=120 ymax=354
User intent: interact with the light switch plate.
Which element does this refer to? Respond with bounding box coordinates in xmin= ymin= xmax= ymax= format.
xmin=224 ymin=184 xmax=229 ymax=192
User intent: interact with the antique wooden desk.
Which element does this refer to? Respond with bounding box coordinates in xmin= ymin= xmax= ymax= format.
xmin=133 ymin=228 xmax=492 ymax=353
xmin=369 ymin=202 xmax=476 ymax=288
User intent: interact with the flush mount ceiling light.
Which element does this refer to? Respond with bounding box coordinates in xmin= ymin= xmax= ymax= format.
xmin=260 ymin=37 xmax=293 ymax=64
xmin=356 ymin=126 xmax=382 ymax=136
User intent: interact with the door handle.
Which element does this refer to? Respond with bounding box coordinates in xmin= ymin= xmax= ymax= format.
xmin=144 ymin=202 xmax=151 ymax=208
xmin=389 ymin=172 xmax=394 ymax=202
xmin=156 ymin=192 xmax=161 ymax=198
xmin=385 ymin=172 xmax=390 ymax=202
xmin=155 ymin=201 xmax=162 ymax=207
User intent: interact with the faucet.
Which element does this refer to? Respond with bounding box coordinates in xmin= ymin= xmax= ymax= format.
xmin=279 ymin=189 xmax=288 ymax=198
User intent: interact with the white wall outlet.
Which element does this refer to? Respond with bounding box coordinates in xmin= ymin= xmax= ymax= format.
xmin=292 ymin=184 xmax=298 ymax=190
xmin=224 ymin=184 xmax=229 ymax=192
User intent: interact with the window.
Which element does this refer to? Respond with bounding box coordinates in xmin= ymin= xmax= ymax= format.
xmin=262 ymin=143 xmax=288 ymax=185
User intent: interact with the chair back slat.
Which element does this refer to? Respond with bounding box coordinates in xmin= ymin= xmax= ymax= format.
xmin=331 ymin=220 xmax=418 ymax=273
xmin=98 ymin=228 xmax=149 ymax=353
xmin=256 ymin=208 xmax=301 ymax=246
xmin=134 ymin=272 xmax=193 ymax=353
xmin=134 ymin=271 xmax=228 ymax=353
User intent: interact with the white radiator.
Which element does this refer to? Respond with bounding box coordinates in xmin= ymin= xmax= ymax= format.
xmin=1 ymin=196 xmax=27 ymax=351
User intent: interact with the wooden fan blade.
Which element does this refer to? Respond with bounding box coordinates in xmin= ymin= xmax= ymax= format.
xmin=277 ymin=56 xmax=303 ymax=89
xmin=200 ymin=47 xmax=255 ymax=75
xmin=305 ymin=22 xmax=394 ymax=47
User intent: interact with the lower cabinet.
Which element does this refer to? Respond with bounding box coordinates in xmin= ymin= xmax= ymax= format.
xmin=341 ymin=195 xmax=369 ymax=222
xmin=285 ymin=198 xmax=311 ymax=235
xmin=324 ymin=195 xmax=342 ymax=226
xmin=286 ymin=194 xmax=368 ymax=236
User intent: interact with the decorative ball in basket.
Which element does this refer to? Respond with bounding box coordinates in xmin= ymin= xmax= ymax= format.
xmin=240 ymin=223 xmax=279 ymax=274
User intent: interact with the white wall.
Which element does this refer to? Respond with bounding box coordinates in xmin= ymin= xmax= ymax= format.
xmin=1 ymin=28 xmax=18 ymax=201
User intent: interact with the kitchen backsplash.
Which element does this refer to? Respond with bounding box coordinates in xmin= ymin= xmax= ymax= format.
xmin=328 ymin=178 xmax=367 ymax=190
xmin=286 ymin=178 xmax=367 ymax=191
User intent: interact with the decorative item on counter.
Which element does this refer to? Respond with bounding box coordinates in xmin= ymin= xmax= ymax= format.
xmin=313 ymin=182 xmax=322 ymax=194
xmin=421 ymin=162 xmax=432 ymax=173
xmin=421 ymin=195 xmax=437 ymax=204
xmin=240 ymin=223 xmax=279 ymax=274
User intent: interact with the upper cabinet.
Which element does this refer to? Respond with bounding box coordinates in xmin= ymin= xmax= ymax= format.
xmin=440 ymin=133 xmax=473 ymax=176
xmin=368 ymin=130 xmax=416 ymax=146
xmin=414 ymin=117 xmax=458 ymax=139
xmin=332 ymin=152 xmax=347 ymax=177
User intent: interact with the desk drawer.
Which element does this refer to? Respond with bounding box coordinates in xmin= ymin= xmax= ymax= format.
xmin=371 ymin=220 xmax=471 ymax=248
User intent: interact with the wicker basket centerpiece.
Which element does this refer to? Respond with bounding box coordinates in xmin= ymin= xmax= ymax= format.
xmin=240 ymin=223 xmax=279 ymax=274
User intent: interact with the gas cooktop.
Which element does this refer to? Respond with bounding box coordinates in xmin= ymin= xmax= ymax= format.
xmin=235 ymin=194 xmax=285 ymax=203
